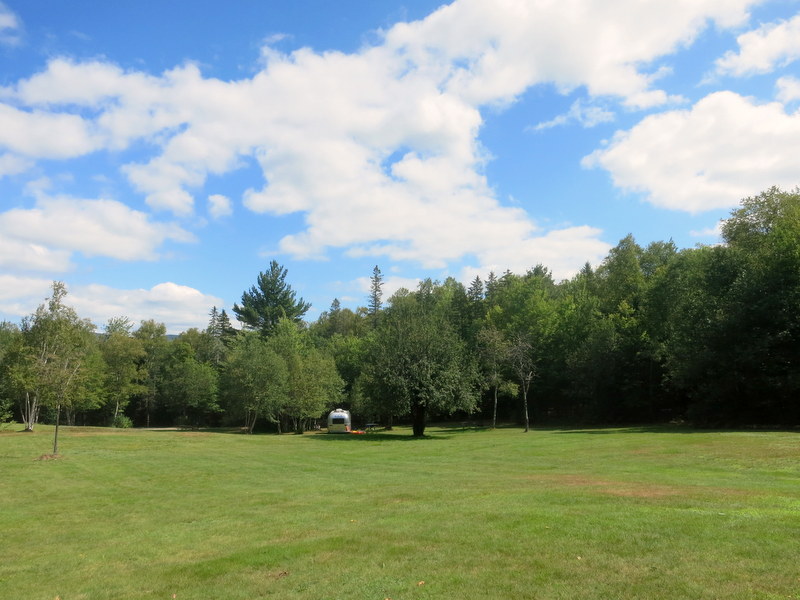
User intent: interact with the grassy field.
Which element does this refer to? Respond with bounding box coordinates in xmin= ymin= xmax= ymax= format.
xmin=0 ymin=423 xmax=798 ymax=600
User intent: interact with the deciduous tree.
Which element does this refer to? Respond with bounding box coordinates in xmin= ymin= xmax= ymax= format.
xmin=222 ymin=331 xmax=288 ymax=433
xmin=362 ymin=287 xmax=479 ymax=436
xmin=21 ymin=282 xmax=98 ymax=453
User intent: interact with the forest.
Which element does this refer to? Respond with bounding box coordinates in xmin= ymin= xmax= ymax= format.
xmin=1 ymin=187 xmax=798 ymax=437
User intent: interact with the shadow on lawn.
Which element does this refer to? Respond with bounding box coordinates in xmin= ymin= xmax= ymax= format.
xmin=545 ymin=425 xmax=692 ymax=435
xmin=141 ymin=427 xmax=454 ymax=439
xmin=303 ymin=431 xmax=452 ymax=442
xmin=543 ymin=424 xmax=799 ymax=434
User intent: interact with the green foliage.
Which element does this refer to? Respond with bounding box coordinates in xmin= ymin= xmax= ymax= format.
xmin=1 ymin=188 xmax=798 ymax=430
xmin=18 ymin=282 xmax=102 ymax=450
xmin=361 ymin=286 xmax=480 ymax=436
xmin=233 ymin=260 xmax=311 ymax=336
xmin=368 ymin=264 xmax=383 ymax=320
xmin=221 ymin=331 xmax=288 ymax=432
xmin=160 ymin=342 xmax=220 ymax=426
xmin=268 ymin=318 xmax=343 ymax=433
xmin=100 ymin=321 xmax=146 ymax=423
xmin=0 ymin=322 xmax=21 ymax=422
xmin=112 ymin=414 xmax=133 ymax=428
xmin=133 ymin=320 xmax=169 ymax=427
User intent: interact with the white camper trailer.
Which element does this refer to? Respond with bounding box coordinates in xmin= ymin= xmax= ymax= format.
xmin=327 ymin=408 xmax=352 ymax=433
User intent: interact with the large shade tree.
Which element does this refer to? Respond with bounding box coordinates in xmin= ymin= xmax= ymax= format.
xmin=362 ymin=285 xmax=479 ymax=436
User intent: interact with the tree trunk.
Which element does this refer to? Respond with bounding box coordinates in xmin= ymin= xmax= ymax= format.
xmin=492 ymin=384 xmax=498 ymax=429
xmin=22 ymin=391 xmax=39 ymax=431
xmin=411 ymin=402 xmax=426 ymax=437
xmin=245 ymin=409 xmax=257 ymax=434
xmin=520 ymin=371 xmax=532 ymax=432
xmin=53 ymin=402 xmax=61 ymax=455
xmin=522 ymin=387 xmax=530 ymax=432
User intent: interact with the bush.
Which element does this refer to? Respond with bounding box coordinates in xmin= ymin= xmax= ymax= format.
xmin=112 ymin=415 xmax=133 ymax=429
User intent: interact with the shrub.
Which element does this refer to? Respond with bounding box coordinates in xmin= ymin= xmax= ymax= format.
xmin=112 ymin=415 xmax=133 ymax=429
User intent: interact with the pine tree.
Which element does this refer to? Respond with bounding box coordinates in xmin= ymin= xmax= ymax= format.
xmin=368 ymin=265 xmax=383 ymax=324
xmin=233 ymin=261 xmax=311 ymax=336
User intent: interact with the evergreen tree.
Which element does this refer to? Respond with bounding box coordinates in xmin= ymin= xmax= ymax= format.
xmin=368 ymin=265 xmax=384 ymax=323
xmin=233 ymin=261 xmax=311 ymax=336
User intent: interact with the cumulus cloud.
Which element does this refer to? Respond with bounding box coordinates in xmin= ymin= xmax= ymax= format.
xmin=0 ymin=0 xmax=767 ymax=278
xmin=0 ymin=2 xmax=20 ymax=46
xmin=0 ymin=278 xmax=222 ymax=334
xmin=0 ymin=191 xmax=195 ymax=270
xmin=68 ymin=282 xmax=224 ymax=334
xmin=0 ymin=153 xmax=32 ymax=177
xmin=716 ymin=13 xmax=800 ymax=76
xmin=0 ymin=236 xmax=73 ymax=273
xmin=355 ymin=275 xmax=422 ymax=300
xmin=0 ymin=103 xmax=100 ymax=159
xmin=461 ymin=225 xmax=610 ymax=282
xmin=0 ymin=275 xmax=53 ymax=308
xmin=583 ymin=91 xmax=800 ymax=213
xmin=208 ymin=194 xmax=232 ymax=218
xmin=690 ymin=222 xmax=724 ymax=238
xmin=777 ymin=76 xmax=800 ymax=103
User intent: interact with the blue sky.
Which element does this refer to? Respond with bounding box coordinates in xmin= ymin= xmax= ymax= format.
xmin=1 ymin=0 xmax=799 ymax=333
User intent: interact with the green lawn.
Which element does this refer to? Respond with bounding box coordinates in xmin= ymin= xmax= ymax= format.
xmin=1 ymin=423 xmax=798 ymax=599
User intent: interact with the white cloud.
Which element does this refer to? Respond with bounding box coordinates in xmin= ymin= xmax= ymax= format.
xmin=0 ymin=0 xmax=767 ymax=279
xmin=531 ymin=99 xmax=615 ymax=131
xmin=0 ymin=278 xmax=222 ymax=334
xmin=208 ymin=194 xmax=232 ymax=218
xmin=690 ymin=222 xmax=723 ymax=238
xmin=383 ymin=0 xmax=754 ymax=107
xmin=583 ymin=91 xmax=800 ymax=213
xmin=355 ymin=274 xmax=421 ymax=300
xmin=0 ymin=153 xmax=32 ymax=176
xmin=0 ymin=236 xmax=73 ymax=272
xmin=0 ymin=2 xmax=20 ymax=46
xmin=716 ymin=13 xmax=800 ymax=76
xmin=0 ymin=103 xmax=100 ymax=158
xmin=461 ymin=225 xmax=610 ymax=282
xmin=0 ymin=275 xmax=52 ymax=306
xmin=777 ymin=76 xmax=800 ymax=103
xmin=68 ymin=282 xmax=223 ymax=334
xmin=0 ymin=191 xmax=195 ymax=270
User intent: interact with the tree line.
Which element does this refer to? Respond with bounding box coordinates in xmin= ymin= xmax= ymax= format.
xmin=1 ymin=187 xmax=798 ymax=441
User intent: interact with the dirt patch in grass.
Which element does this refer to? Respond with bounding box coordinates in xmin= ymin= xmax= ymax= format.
xmin=524 ymin=474 xmax=682 ymax=498
xmin=35 ymin=453 xmax=62 ymax=461
xmin=523 ymin=473 xmax=762 ymax=500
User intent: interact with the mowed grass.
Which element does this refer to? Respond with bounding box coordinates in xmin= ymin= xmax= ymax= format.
xmin=0 ymin=423 xmax=798 ymax=600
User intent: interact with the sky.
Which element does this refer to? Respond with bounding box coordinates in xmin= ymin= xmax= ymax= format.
xmin=1 ymin=0 xmax=799 ymax=333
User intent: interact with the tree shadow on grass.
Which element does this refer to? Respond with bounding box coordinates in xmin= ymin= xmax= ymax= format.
xmin=544 ymin=424 xmax=799 ymax=434
xmin=303 ymin=431 xmax=452 ymax=442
